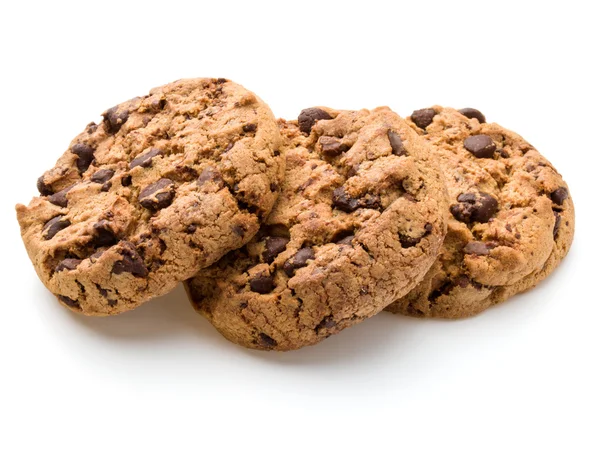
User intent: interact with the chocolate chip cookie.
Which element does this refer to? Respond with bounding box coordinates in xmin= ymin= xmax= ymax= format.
xmin=186 ymin=107 xmax=448 ymax=351
xmin=16 ymin=78 xmax=284 ymax=315
xmin=386 ymin=106 xmax=574 ymax=318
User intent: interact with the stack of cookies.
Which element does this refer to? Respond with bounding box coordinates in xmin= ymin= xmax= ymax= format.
xmin=16 ymin=78 xmax=574 ymax=351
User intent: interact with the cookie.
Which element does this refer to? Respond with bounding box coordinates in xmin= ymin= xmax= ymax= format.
xmin=185 ymin=107 xmax=448 ymax=351
xmin=16 ymin=78 xmax=284 ymax=315
xmin=386 ymin=106 xmax=574 ymax=318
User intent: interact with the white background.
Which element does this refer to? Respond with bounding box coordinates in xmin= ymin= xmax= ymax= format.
xmin=1 ymin=1 xmax=598 ymax=448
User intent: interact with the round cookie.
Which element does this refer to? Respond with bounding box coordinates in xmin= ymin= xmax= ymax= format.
xmin=16 ymin=78 xmax=284 ymax=316
xmin=386 ymin=106 xmax=574 ymax=318
xmin=186 ymin=107 xmax=448 ymax=351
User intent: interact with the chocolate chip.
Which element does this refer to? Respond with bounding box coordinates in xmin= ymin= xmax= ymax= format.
xmin=464 ymin=241 xmax=490 ymax=256
xmin=456 ymin=275 xmax=470 ymax=288
xmin=70 ymin=143 xmax=95 ymax=173
xmin=298 ymin=108 xmax=332 ymax=134
xmin=197 ymin=167 xmax=224 ymax=188
xmin=186 ymin=224 xmax=197 ymax=234
xmin=107 ymin=298 xmax=118 ymax=307
xmin=471 ymin=194 xmax=498 ymax=223
xmin=86 ymin=122 xmax=98 ymax=134
xmin=249 ymin=274 xmax=275 ymax=294
xmin=92 ymin=220 xmax=117 ymax=247
xmin=232 ymin=225 xmax=245 ymax=237
xmin=550 ymin=187 xmax=569 ymax=205
xmin=450 ymin=192 xmax=498 ymax=224
xmin=333 ymin=187 xmax=359 ymax=212
xmin=102 ymin=106 xmax=129 ymax=134
xmin=149 ymin=98 xmax=167 ymax=112
xmin=112 ymin=242 xmax=148 ymax=277
xmin=263 ymin=236 xmax=289 ymax=263
xmin=43 ymin=215 xmax=70 ymax=240
xmin=139 ymin=178 xmax=175 ymax=211
xmin=319 ymin=136 xmax=347 ymax=157
xmin=337 ymin=235 xmax=354 ymax=245
xmin=464 ymin=135 xmax=496 ymax=158
xmin=129 ymin=148 xmax=162 ymax=170
xmin=37 ymin=176 xmax=53 ymax=196
xmin=55 ymin=258 xmax=82 ymax=272
xmin=332 ymin=187 xmax=380 ymax=212
xmin=332 ymin=229 xmax=354 ymax=244
xmin=121 ymin=175 xmax=132 ymax=187
xmin=257 ymin=333 xmax=277 ymax=348
xmin=315 ymin=316 xmax=336 ymax=333
xmin=411 ymin=108 xmax=437 ymax=129
xmin=48 ymin=185 xmax=74 ymax=207
xmin=459 ymin=108 xmax=486 ymax=123
xmin=242 ymin=123 xmax=257 ymax=133
xmin=91 ymin=169 xmax=115 ymax=184
xmin=387 ymin=130 xmax=407 ymax=156
xmin=399 ymin=234 xmax=421 ymax=248
xmin=283 ymin=247 xmax=315 ymax=277
xmin=553 ymin=211 xmax=561 ymax=239
xmin=101 ymin=182 xmax=112 ymax=192
xmin=58 ymin=295 xmax=80 ymax=309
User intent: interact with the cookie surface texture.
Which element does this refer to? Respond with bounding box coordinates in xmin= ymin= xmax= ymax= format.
xmin=16 ymin=78 xmax=284 ymax=315
xmin=387 ymin=106 xmax=574 ymax=318
xmin=186 ymin=107 xmax=447 ymax=351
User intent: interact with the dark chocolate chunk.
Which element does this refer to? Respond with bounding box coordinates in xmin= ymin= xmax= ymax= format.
xmin=458 ymin=108 xmax=486 ymax=123
xmin=257 ymin=333 xmax=277 ymax=348
xmin=550 ymin=187 xmax=569 ymax=205
xmin=553 ymin=211 xmax=561 ymax=239
xmin=283 ymin=248 xmax=315 ymax=277
xmin=86 ymin=122 xmax=98 ymax=134
xmin=332 ymin=187 xmax=380 ymax=213
xmin=249 ymin=274 xmax=275 ymax=294
xmin=111 ymin=242 xmax=148 ymax=277
xmin=48 ymin=185 xmax=74 ymax=207
xmin=336 ymin=235 xmax=355 ymax=245
xmin=464 ymin=135 xmax=496 ymax=158
xmin=456 ymin=275 xmax=471 ymax=288
xmin=333 ymin=187 xmax=359 ymax=212
xmin=121 ymin=175 xmax=132 ymax=187
xmin=197 ymin=167 xmax=224 ymax=188
xmin=298 ymin=108 xmax=332 ymax=134
xmin=387 ymin=130 xmax=407 ymax=156
xmin=332 ymin=229 xmax=355 ymax=244
xmin=315 ymin=316 xmax=336 ymax=333
xmin=102 ymin=106 xmax=129 ymax=134
xmin=70 ymin=143 xmax=95 ymax=173
xmin=411 ymin=108 xmax=437 ymax=129
xmin=91 ymin=169 xmax=115 ymax=184
xmin=319 ymin=136 xmax=347 ymax=157
xmin=129 ymin=148 xmax=162 ymax=169
xmin=55 ymin=258 xmax=82 ymax=272
xmin=450 ymin=191 xmax=498 ymax=224
xmin=37 ymin=176 xmax=53 ymax=196
xmin=463 ymin=241 xmax=491 ymax=256
xmin=232 ymin=225 xmax=246 ymax=237
xmin=43 ymin=215 xmax=71 ymax=240
xmin=58 ymin=295 xmax=80 ymax=309
xmin=399 ymin=233 xmax=421 ymax=248
xmin=92 ymin=220 xmax=117 ymax=247
xmin=242 ymin=123 xmax=257 ymax=133
xmin=139 ymin=178 xmax=175 ymax=211
xmin=263 ymin=236 xmax=290 ymax=263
